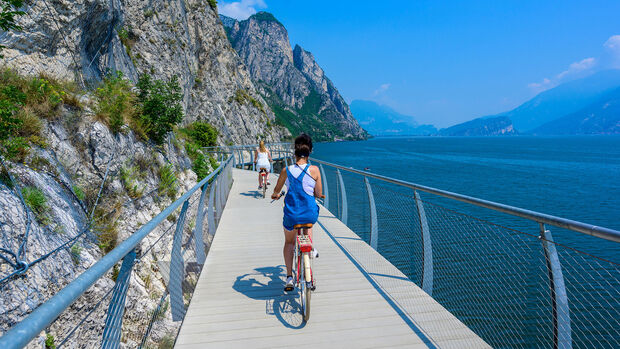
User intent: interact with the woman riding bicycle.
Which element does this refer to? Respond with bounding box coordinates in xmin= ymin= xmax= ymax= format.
xmin=271 ymin=134 xmax=322 ymax=291
xmin=254 ymin=140 xmax=272 ymax=189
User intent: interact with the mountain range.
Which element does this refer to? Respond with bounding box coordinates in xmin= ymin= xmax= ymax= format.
xmin=533 ymin=87 xmax=620 ymax=135
xmin=442 ymin=70 xmax=620 ymax=136
xmin=350 ymin=100 xmax=437 ymax=136
xmin=220 ymin=12 xmax=367 ymax=141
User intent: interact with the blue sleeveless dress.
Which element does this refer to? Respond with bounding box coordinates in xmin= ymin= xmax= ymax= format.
xmin=283 ymin=164 xmax=319 ymax=230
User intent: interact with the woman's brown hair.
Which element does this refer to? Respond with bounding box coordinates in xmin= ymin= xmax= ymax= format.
xmin=294 ymin=133 xmax=312 ymax=158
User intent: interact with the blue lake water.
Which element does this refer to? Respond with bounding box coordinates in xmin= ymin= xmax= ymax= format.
xmin=311 ymin=136 xmax=620 ymax=348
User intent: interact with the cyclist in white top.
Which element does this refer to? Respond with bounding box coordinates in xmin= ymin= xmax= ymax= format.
xmin=254 ymin=140 xmax=272 ymax=188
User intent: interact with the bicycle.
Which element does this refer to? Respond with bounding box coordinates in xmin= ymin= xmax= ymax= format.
xmin=293 ymin=223 xmax=315 ymax=322
xmin=259 ymin=168 xmax=269 ymax=198
xmin=272 ymin=191 xmax=322 ymax=322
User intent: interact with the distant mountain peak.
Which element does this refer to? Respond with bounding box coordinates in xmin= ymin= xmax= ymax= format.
xmin=350 ymin=100 xmax=437 ymax=136
xmin=222 ymin=10 xmax=367 ymax=141
xmin=489 ymin=69 xmax=620 ymax=131
xmin=248 ymin=11 xmax=283 ymax=26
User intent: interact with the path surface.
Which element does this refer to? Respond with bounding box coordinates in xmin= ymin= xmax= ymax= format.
xmin=175 ymin=169 xmax=489 ymax=348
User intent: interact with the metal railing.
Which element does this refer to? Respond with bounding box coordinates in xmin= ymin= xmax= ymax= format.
xmin=307 ymin=157 xmax=620 ymax=349
xmin=0 ymin=155 xmax=234 ymax=348
xmin=204 ymin=143 xmax=293 ymax=171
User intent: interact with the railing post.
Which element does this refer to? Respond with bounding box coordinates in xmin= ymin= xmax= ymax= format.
xmin=319 ymin=164 xmax=329 ymax=209
xmin=251 ymin=149 xmax=255 ymax=171
xmin=101 ymin=249 xmax=136 ymax=349
xmin=194 ymin=183 xmax=208 ymax=265
xmin=415 ymin=190 xmax=433 ymax=296
xmin=365 ymin=177 xmax=378 ymax=250
xmin=208 ymin=180 xmax=216 ymax=238
xmin=214 ymin=176 xmax=221 ymax=220
xmin=170 ymin=200 xmax=189 ymax=321
xmin=540 ymin=223 xmax=572 ymax=349
xmin=337 ymin=169 xmax=348 ymax=225
xmin=219 ymin=172 xmax=225 ymax=214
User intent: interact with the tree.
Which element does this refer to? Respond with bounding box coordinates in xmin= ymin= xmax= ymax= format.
xmin=0 ymin=0 xmax=25 ymax=58
xmin=137 ymin=74 xmax=184 ymax=144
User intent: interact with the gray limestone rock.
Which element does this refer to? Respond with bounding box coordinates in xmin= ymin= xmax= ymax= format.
xmin=221 ymin=12 xmax=367 ymax=141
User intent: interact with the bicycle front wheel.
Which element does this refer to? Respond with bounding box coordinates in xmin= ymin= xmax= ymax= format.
xmin=301 ymin=253 xmax=311 ymax=322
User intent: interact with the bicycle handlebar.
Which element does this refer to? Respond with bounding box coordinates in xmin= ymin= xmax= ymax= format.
xmin=271 ymin=191 xmax=285 ymax=203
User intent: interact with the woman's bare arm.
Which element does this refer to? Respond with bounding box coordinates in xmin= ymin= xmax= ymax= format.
xmin=311 ymin=166 xmax=323 ymax=198
xmin=271 ymin=168 xmax=288 ymax=199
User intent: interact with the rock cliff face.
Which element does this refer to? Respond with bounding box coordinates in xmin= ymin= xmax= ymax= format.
xmin=0 ymin=100 xmax=202 ymax=347
xmin=2 ymin=0 xmax=288 ymax=144
xmin=0 ymin=1 xmax=292 ymax=346
xmin=221 ymin=12 xmax=367 ymax=141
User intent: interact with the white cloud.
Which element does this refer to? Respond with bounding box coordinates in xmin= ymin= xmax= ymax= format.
xmin=527 ymin=78 xmax=552 ymax=93
xmin=556 ymin=57 xmax=596 ymax=79
xmin=219 ymin=0 xmax=267 ymax=20
xmin=604 ymin=35 xmax=620 ymax=68
xmin=373 ymin=83 xmax=390 ymax=96
xmin=527 ymin=34 xmax=620 ymax=93
xmin=528 ymin=57 xmax=596 ymax=93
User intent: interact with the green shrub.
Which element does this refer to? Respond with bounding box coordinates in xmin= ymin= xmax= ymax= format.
xmin=0 ymin=98 xmax=27 ymax=160
xmin=187 ymin=121 xmax=218 ymax=147
xmin=72 ymin=185 xmax=85 ymax=201
xmin=0 ymin=166 xmax=12 ymax=188
xmin=207 ymin=0 xmax=217 ymax=10
xmin=0 ymin=0 xmax=25 ymax=58
xmin=179 ymin=122 xmax=219 ymax=180
xmin=191 ymin=152 xmax=210 ymax=181
xmin=45 ymin=333 xmax=56 ymax=349
xmin=111 ymin=264 xmax=120 ymax=281
xmin=208 ymin=155 xmax=219 ymax=170
xmin=144 ymin=9 xmax=155 ymax=18
xmin=22 ymin=186 xmax=49 ymax=224
xmin=117 ymin=26 xmax=136 ymax=56
xmin=0 ymin=70 xmax=78 ymax=160
xmin=229 ymin=89 xmax=265 ymax=113
xmin=137 ymin=74 xmax=184 ymax=144
xmin=70 ymin=243 xmax=82 ymax=264
xmin=158 ymin=164 xmax=177 ymax=199
xmin=93 ymin=202 xmax=121 ymax=254
xmin=120 ymin=164 xmax=144 ymax=199
xmin=95 ymin=72 xmax=136 ymax=133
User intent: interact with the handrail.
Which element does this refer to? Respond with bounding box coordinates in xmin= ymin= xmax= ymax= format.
xmin=0 ymin=155 xmax=234 ymax=349
xmin=310 ymin=158 xmax=620 ymax=243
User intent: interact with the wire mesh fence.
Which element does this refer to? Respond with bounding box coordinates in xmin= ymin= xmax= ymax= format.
xmin=0 ymin=156 xmax=234 ymax=348
xmin=314 ymin=158 xmax=620 ymax=349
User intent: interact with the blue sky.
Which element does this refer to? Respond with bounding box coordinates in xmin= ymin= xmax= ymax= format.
xmin=219 ymin=0 xmax=620 ymax=127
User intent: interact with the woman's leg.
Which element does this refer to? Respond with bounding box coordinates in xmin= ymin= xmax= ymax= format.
xmin=283 ymin=227 xmax=296 ymax=276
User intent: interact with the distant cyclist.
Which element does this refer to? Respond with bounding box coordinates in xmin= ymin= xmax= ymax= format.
xmin=254 ymin=140 xmax=272 ymax=189
xmin=271 ymin=134 xmax=322 ymax=291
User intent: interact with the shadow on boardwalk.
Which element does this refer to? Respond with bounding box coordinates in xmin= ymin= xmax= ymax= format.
xmin=233 ymin=266 xmax=305 ymax=329
xmin=239 ymin=190 xmax=263 ymax=199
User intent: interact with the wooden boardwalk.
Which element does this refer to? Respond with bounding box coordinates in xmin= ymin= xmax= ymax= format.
xmin=175 ymin=169 xmax=489 ymax=348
